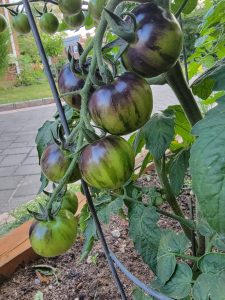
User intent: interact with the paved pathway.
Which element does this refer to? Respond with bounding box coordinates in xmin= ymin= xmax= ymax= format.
xmin=0 ymin=85 xmax=178 ymax=214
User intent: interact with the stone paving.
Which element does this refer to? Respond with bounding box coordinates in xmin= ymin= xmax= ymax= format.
xmin=0 ymin=85 xmax=178 ymax=214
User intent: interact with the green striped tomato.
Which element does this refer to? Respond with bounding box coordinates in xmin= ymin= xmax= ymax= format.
xmin=29 ymin=210 xmax=78 ymax=257
xmin=39 ymin=13 xmax=59 ymax=34
xmin=63 ymin=11 xmax=84 ymax=29
xmin=61 ymin=190 xmax=78 ymax=214
xmin=12 ymin=13 xmax=30 ymax=34
xmin=0 ymin=15 xmax=7 ymax=33
xmin=122 ymin=2 xmax=183 ymax=78
xmin=88 ymin=72 xmax=153 ymax=135
xmin=58 ymin=0 xmax=81 ymax=16
xmin=79 ymin=135 xmax=135 ymax=189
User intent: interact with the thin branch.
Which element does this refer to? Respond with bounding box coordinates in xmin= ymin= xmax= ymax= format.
xmin=0 ymin=0 xmax=58 ymax=7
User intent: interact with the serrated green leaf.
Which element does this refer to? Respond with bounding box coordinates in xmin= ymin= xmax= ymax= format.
xmin=192 ymin=270 xmax=225 ymax=300
xmin=198 ymin=253 xmax=225 ymax=274
xmin=144 ymin=112 xmax=175 ymax=160
xmin=171 ymin=0 xmax=198 ymax=15
xmin=166 ymin=105 xmax=194 ymax=145
xmin=158 ymin=231 xmax=190 ymax=257
xmin=190 ymin=101 xmax=225 ymax=233
xmin=80 ymin=217 xmax=96 ymax=261
xmin=35 ymin=120 xmax=59 ymax=163
xmin=38 ymin=172 xmax=49 ymax=194
xmin=157 ymin=254 xmax=176 ymax=285
xmin=196 ymin=220 xmax=215 ymax=237
xmin=192 ymin=77 xmax=215 ymax=100
xmin=132 ymin=288 xmax=153 ymax=300
xmin=169 ymin=148 xmax=190 ymax=196
xmin=97 ymin=197 xmax=124 ymax=224
xmin=159 ymin=263 xmax=192 ymax=299
xmin=79 ymin=203 xmax=90 ymax=233
xmin=128 ymin=204 xmax=161 ymax=273
xmin=214 ymin=234 xmax=225 ymax=251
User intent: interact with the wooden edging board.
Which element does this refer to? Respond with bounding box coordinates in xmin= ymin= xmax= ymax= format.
xmin=0 ymin=192 xmax=86 ymax=281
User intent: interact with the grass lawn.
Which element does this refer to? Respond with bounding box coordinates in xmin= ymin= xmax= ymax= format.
xmin=0 ymin=82 xmax=52 ymax=104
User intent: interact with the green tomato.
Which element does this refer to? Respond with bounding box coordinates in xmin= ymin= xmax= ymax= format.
xmin=88 ymin=0 xmax=107 ymax=22
xmin=79 ymin=135 xmax=135 ymax=189
xmin=29 ymin=210 xmax=78 ymax=257
xmin=61 ymin=190 xmax=78 ymax=214
xmin=58 ymin=0 xmax=81 ymax=16
xmin=0 ymin=15 xmax=7 ymax=33
xmin=63 ymin=11 xmax=84 ymax=29
xmin=12 ymin=13 xmax=30 ymax=34
xmin=39 ymin=13 xmax=59 ymax=34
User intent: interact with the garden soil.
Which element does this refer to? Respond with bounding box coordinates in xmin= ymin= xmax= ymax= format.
xmin=0 ymin=171 xmax=194 ymax=300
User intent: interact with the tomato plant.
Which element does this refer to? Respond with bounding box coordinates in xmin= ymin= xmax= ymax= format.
xmin=79 ymin=135 xmax=135 ymax=189
xmin=88 ymin=72 xmax=153 ymax=135
xmin=3 ymin=0 xmax=225 ymax=298
xmin=39 ymin=13 xmax=59 ymax=34
xmin=12 ymin=13 xmax=30 ymax=34
xmin=40 ymin=143 xmax=80 ymax=183
xmin=63 ymin=11 xmax=84 ymax=29
xmin=58 ymin=63 xmax=84 ymax=109
xmin=29 ymin=210 xmax=78 ymax=257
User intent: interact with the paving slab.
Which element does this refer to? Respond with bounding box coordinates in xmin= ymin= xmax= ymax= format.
xmin=0 ymin=86 xmax=179 ymax=214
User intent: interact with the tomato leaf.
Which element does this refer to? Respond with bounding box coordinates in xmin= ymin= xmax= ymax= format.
xmin=35 ymin=120 xmax=59 ymax=163
xmin=128 ymin=204 xmax=161 ymax=273
xmin=192 ymin=77 xmax=215 ymax=100
xmin=144 ymin=111 xmax=175 ymax=160
xmin=171 ymin=0 xmax=198 ymax=15
xmin=198 ymin=253 xmax=225 ymax=274
xmin=158 ymin=231 xmax=190 ymax=256
xmin=96 ymin=196 xmax=124 ymax=224
xmin=79 ymin=203 xmax=90 ymax=233
xmin=190 ymin=100 xmax=225 ymax=233
xmin=192 ymin=270 xmax=225 ymax=300
xmin=157 ymin=254 xmax=176 ymax=285
xmin=132 ymin=288 xmax=153 ymax=300
xmin=154 ymin=263 xmax=192 ymax=299
xmin=169 ymin=148 xmax=190 ymax=196
xmin=80 ymin=217 xmax=96 ymax=261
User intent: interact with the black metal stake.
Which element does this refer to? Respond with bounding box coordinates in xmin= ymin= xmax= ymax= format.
xmin=22 ymin=0 xmax=127 ymax=298
xmin=81 ymin=180 xmax=128 ymax=300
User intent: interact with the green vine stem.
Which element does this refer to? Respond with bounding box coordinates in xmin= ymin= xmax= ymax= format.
xmin=175 ymin=253 xmax=199 ymax=262
xmin=165 ymin=61 xmax=202 ymax=127
xmin=154 ymin=158 xmax=194 ymax=242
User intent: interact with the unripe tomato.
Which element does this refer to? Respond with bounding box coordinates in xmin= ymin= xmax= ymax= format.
xmin=122 ymin=2 xmax=183 ymax=78
xmin=79 ymin=135 xmax=135 ymax=189
xmin=39 ymin=13 xmax=59 ymax=34
xmin=40 ymin=144 xmax=81 ymax=183
xmin=29 ymin=210 xmax=78 ymax=257
xmin=88 ymin=72 xmax=153 ymax=135
xmin=12 ymin=13 xmax=30 ymax=34
xmin=58 ymin=63 xmax=84 ymax=109
xmin=58 ymin=0 xmax=81 ymax=16
xmin=63 ymin=11 xmax=84 ymax=29
xmin=61 ymin=190 xmax=78 ymax=214
xmin=88 ymin=0 xmax=107 ymax=22
xmin=0 ymin=15 xmax=7 ymax=33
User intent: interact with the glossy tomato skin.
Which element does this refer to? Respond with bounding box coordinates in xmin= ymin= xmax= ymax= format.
xmin=40 ymin=144 xmax=80 ymax=183
xmin=63 ymin=11 xmax=84 ymax=29
xmin=88 ymin=0 xmax=107 ymax=22
xmin=88 ymin=72 xmax=153 ymax=135
xmin=58 ymin=0 xmax=81 ymax=16
xmin=29 ymin=210 xmax=77 ymax=257
xmin=122 ymin=3 xmax=183 ymax=78
xmin=0 ymin=15 xmax=7 ymax=33
xmin=39 ymin=13 xmax=59 ymax=34
xmin=61 ymin=190 xmax=78 ymax=214
xmin=12 ymin=13 xmax=31 ymax=34
xmin=58 ymin=63 xmax=84 ymax=109
xmin=79 ymin=135 xmax=135 ymax=189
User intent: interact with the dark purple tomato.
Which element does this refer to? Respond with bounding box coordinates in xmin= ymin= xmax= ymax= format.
xmin=29 ymin=210 xmax=78 ymax=257
xmin=79 ymin=135 xmax=135 ymax=189
xmin=0 ymin=15 xmax=7 ymax=33
xmin=39 ymin=13 xmax=59 ymax=34
xmin=40 ymin=144 xmax=81 ymax=183
xmin=58 ymin=63 xmax=84 ymax=109
xmin=88 ymin=72 xmax=153 ymax=135
xmin=12 ymin=13 xmax=30 ymax=34
xmin=122 ymin=2 xmax=183 ymax=78
xmin=63 ymin=11 xmax=84 ymax=29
